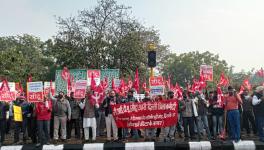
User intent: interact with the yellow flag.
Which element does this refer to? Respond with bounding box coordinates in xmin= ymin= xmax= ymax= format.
xmin=13 ymin=105 xmax=23 ymax=122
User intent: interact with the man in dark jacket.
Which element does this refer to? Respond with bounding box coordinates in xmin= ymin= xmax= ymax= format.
xmin=10 ymin=96 xmax=30 ymax=145
xmin=252 ymin=86 xmax=264 ymax=142
xmin=241 ymin=89 xmax=257 ymax=135
xmin=0 ymin=101 xmax=9 ymax=146
xmin=67 ymin=92 xmax=81 ymax=139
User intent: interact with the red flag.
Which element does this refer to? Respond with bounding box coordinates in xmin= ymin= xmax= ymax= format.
xmin=243 ymin=78 xmax=251 ymax=90
xmin=142 ymin=79 xmax=147 ymax=92
xmin=199 ymin=71 xmax=207 ymax=89
xmin=133 ymin=68 xmax=140 ymax=93
xmin=119 ymin=78 xmax=125 ymax=95
xmin=239 ymin=86 xmax=245 ymax=95
xmin=191 ymin=79 xmax=200 ymax=93
xmin=61 ymin=67 xmax=70 ymax=81
xmin=0 ymin=79 xmax=10 ymax=91
xmin=112 ymin=78 xmax=115 ymax=89
xmin=218 ymin=73 xmax=229 ymax=87
xmin=90 ymin=73 xmax=96 ymax=91
xmin=27 ymin=74 xmax=33 ymax=82
xmin=128 ymin=77 xmax=133 ymax=89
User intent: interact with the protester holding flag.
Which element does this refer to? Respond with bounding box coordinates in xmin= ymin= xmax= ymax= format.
xmin=9 ymin=95 xmax=30 ymax=144
xmin=67 ymin=92 xmax=81 ymax=139
xmin=241 ymin=89 xmax=257 ymax=135
xmin=79 ymin=90 xmax=99 ymax=143
xmin=0 ymin=101 xmax=9 ymax=146
xmin=49 ymin=91 xmax=71 ymax=143
xmin=35 ymin=96 xmax=52 ymax=147
xmin=252 ymin=86 xmax=264 ymax=142
xmin=102 ymin=90 xmax=118 ymax=142
xmin=224 ymin=86 xmax=243 ymax=143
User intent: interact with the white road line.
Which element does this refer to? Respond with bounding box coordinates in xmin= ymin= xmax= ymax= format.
xmin=233 ymin=140 xmax=256 ymax=150
xmin=83 ymin=143 xmax=104 ymax=150
xmin=125 ymin=142 xmax=155 ymax=150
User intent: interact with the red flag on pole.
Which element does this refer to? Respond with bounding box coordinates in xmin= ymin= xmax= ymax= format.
xmin=133 ymin=68 xmax=140 ymax=93
xmin=199 ymin=71 xmax=207 ymax=89
xmin=243 ymin=78 xmax=251 ymax=90
xmin=27 ymin=74 xmax=33 ymax=82
xmin=218 ymin=73 xmax=229 ymax=87
xmin=239 ymin=85 xmax=245 ymax=95
xmin=90 ymin=73 xmax=96 ymax=91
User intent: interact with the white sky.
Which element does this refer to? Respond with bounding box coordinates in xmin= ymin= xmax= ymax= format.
xmin=1 ymin=0 xmax=264 ymax=72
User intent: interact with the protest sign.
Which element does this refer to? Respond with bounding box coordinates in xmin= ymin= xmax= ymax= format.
xmin=149 ymin=76 xmax=164 ymax=96
xmin=0 ymin=82 xmax=16 ymax=101
xmin=44 ymin=82 xmax=55 ymax=97
xmin=200 ymin=65 xmax=213 ymax=81
xmin=27 ymin=81 xmax=43 ymax=102
xmin=111 ymin=100 xmax=178 ymax=129
xmin=13 ymin=105 xmax=22 ymax=122
xmin=74 ymin=80 xmax=87 ymax=99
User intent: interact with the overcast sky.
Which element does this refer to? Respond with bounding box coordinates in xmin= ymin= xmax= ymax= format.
xmin=1 ymin=0 xmax=264 ymax=72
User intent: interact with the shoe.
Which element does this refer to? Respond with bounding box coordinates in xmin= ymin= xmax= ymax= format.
xmin=61 ymin=139 xmax=67 ymax=143
xmin=35 ymin=143 xmax=42 ymax=147
xmin=105 ymin=140 xmax=111 ymax=143
xmin=234 ymin=139 xmax=241 ymax=143
xmin=91 ymin=140 xmax=96 ymax=143
xmin=46 ymin=142 xmax=51 ymax=145
xmin=53 ymin=140 xmax=58 ymax=145
xmin=178 ymin=133 xmax=183 ymax=138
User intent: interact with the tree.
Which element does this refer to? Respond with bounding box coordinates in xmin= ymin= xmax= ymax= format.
xmin=0 ymin=34 xmax=55 ymax=83
xmin=161 ymin=51 xmax=230 ymax=88
xmin=45 ymin=0 xmax=169 ymax=79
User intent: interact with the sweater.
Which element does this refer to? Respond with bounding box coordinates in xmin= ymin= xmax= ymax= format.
xmin=225 ymin=95 xmax=242 ymax=111
xmin=35 ymin=100 xmax=52 ymax=120
xmin=80 ymin=98 xmax=96 ymax=118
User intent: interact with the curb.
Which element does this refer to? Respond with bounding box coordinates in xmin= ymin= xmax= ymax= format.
xmin=1 ymin=141 xmax=264 ymax=150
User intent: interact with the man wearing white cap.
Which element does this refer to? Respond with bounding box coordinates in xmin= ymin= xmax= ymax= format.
xmin=252 ymin=86 xmax=264 ymax=142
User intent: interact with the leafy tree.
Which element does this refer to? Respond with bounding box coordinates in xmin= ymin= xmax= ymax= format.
xmin=45 ymin=0 xmax=169 ymax=80
xmin=0 ymin=34 xmax=55 ymax=83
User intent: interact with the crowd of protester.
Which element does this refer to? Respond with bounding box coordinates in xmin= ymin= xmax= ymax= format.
xmin=0 ymin=85 xmax=263 ymax=147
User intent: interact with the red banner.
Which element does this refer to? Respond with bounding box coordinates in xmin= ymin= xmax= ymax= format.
xmin=111 ymin=100 xmax=178 ymax=129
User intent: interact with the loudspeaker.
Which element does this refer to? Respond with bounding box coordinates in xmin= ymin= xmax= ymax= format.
xmin=148 ymin=51 xmax=156 ymax=67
